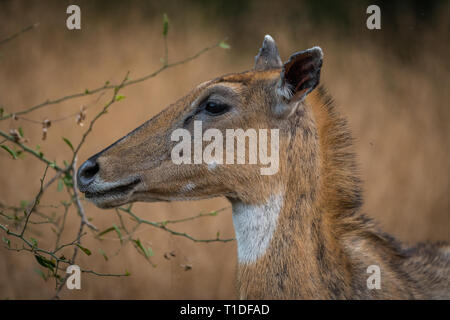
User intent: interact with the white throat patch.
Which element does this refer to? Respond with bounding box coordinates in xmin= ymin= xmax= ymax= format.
xmin=231 ymin=193 xmax=283 ymax=264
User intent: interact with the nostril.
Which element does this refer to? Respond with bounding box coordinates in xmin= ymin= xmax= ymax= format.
xmin=77 ymin=158 xmax=100 ymax=189
xmin=82 ymin=162 xmax=99 ymax=180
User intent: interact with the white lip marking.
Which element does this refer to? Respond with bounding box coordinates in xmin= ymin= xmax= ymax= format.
xmin=84 ymin=176 xmax=139 ymax=194
xmin=231 ymin=193 xmax=283 ymax=264
xmin=180 ymin=182 xmax=196 ymax=193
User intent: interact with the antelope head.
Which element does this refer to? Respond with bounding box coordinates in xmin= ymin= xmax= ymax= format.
xmin=77 ymin=35 xmax=322 ymax=209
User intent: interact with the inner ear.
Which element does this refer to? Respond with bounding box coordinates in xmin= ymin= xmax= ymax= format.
xmin=278 ymin=47 xmax=323 ymax=103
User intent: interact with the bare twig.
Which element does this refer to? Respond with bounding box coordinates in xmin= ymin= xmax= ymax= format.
xmin=11 ymin=92 xmax=105 ymax=126
xmin=0 ymin=23 xmax=39 ymax=46
xmin=20 ymin=165 xmax=49 ymax=237
xmin=118 ymin=206 xmax=234 ymax=243
xmin=71 ymin=71 xmax=129 ymax=160
xmin=158 ymin=207 xmax=228 ymax=225
xmin=0 ymin=40 xmax=224 ymax=121
xmin=0 ymin=129 xmax=64 ymax=171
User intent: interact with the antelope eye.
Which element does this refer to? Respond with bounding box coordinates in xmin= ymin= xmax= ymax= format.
xmin=203 ymin=101 xmax=230 ymax=115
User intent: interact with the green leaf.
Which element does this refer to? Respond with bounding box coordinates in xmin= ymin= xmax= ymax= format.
xmin=34 ymin=255 xmax=55 ymax=272
xmin=34 ymin=268 xmax=48 ymax=281
xmin=16 ymin=149 xmax=25 ymax=159
xmin=30 ymin=237 xmax=38 ymax=248
xmin=113 ymin=224 xmax=122 ymax=244
xmin=1 ymin=145 xmax=17 ymax=159
xmin=18 ymin=127 xmax=24 ymax=137
xmin=84 ymin=89 xmax=90 ymax=94
xmin=0 ymin=107 xmax=3 ymax=117
xmin=133 ymin=238 xmax=153 ymax=259
xmin=62 ymin=137 xmax=74 ymax=152
xmin=99 ymin=248 xmax=108 ymax=261
xmin=2 ymin=236 xmax=10 ymax=248
xmin=133 ymin=238 xmax=143 ymax=251
xmin=20 ymin=200 xmax=28 ymax=208
xmin=57 ymin=179 xmax=64 ymax=192
xmin=115 ymin=95 xmax=125 ymax=102
xmin=34 ymin=145 xmax=44 ymax=158
xmin=124 ymin=270 xmax=131 ymax=276
xmin=162 ymin=13 xmax=169 ymax=36
xmin=97 ymin=226 xmax=115 ymax=238
xmin=62 ymin=172 xmax=73 ymax=187
xmin=219 ymin=41 xmax=230 ymax=49
xmin=76 ymin=244 xmax=92 ymax=256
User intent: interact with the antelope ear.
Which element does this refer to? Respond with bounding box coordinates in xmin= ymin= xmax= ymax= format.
xmin=274 ymin=47 xmax=323 ymax=116
xmin=254 ymin=35 xmax=282 ymax=71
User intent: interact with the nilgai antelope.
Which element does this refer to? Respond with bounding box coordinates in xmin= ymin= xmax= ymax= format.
xmin=77 ymin=35 xmax=450 ymax=299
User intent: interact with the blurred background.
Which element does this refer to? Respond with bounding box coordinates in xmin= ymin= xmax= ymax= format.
xmin=0 ymin=0 xmax=448 ymax=299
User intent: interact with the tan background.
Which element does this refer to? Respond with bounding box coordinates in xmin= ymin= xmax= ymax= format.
xmin=0 ymin=1 xmax=449 ymax=299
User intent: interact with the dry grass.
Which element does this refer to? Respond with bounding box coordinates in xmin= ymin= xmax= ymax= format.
xmin=0 ymin=1 xmax=448 ymax=299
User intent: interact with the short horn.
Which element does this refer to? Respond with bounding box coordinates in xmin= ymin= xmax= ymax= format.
xmin=254 ymin=35 xmax=282 ymax=71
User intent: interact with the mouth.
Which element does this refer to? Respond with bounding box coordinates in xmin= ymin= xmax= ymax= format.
xmin=83 ymin=178 xmax=141 ymax=207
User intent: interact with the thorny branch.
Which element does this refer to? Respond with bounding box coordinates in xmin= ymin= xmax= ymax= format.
xmin=0 ymin=20 xmax=233 ymax=299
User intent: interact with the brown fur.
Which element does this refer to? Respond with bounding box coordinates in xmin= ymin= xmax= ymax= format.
xmin=236 ymin=84 xmax=449 ymax=299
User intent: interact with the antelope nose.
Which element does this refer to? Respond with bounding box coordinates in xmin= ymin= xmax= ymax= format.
xmin=77 ymin=158 xmax=100 ymax=191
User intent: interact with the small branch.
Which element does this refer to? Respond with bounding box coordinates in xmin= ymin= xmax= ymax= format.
xmin=0 ymin=130 xmax=64 ymax=171
xmin=118 ymin=207 xmax=235 ymax=243
xmin=0 ymin=226 xmax=69 ymax=264
xmin=42 ymin=171 xmax=64 ymax=193
xmin=81 ymin=269 xmax=130 ymax=277
xmin=54 ymin=203 xmax=71 ymax=250
xmin=158 ymin=207 xmax=228 ymax=225
xmin=20 ymin=165 xmax=49 ymax=237
xmin=53 ymin=231 xmax=86 ymax=254
xmin=11 ymin=92 xmax=105 ymax=126
xmin=0 ymin=40 xmax=224 ymax=121
xmin=0 ymin=23 xmax=39 ymax=46
xmin=71 ymin=71 xmax=129 ymax=160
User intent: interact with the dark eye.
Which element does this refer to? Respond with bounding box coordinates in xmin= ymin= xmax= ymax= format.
xmin=203 ymin=101 xmax=230 ymax=115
